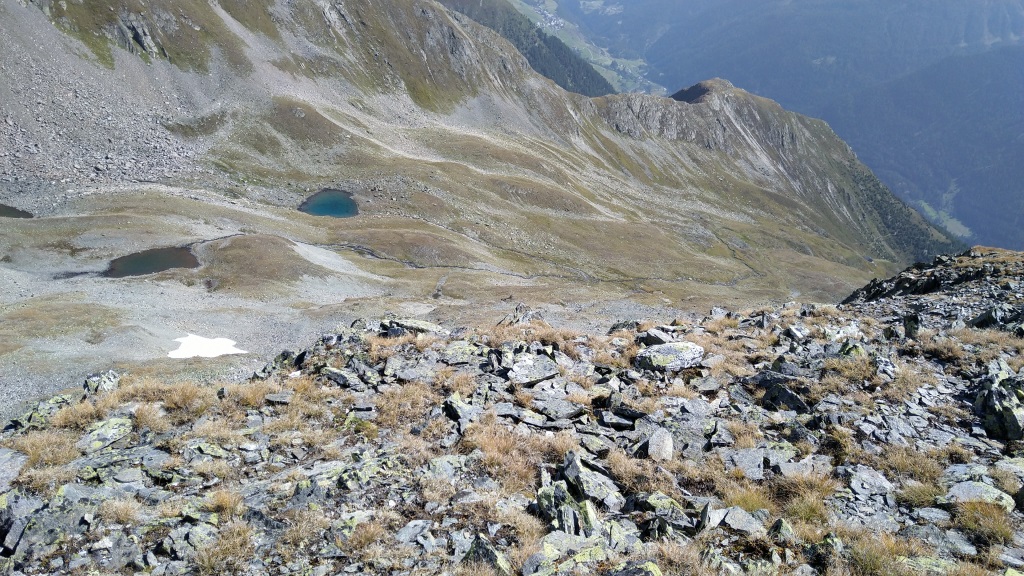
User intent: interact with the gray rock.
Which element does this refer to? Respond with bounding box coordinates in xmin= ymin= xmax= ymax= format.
xmin=76 ymin=417 xmax=132 ymax=454
xmin=462 ymin=534 xmax=512 ymax=576
xmin=0 ymin=449 xmax=27 ymax=492
xmin=722 ymin=448 xmax=766 ymax=481
xmin=395 ymin=519 xmax=432 ymax=544
xmin=847 ymin=465 xmax=894 ymax=497
xmin=941 ymin=481 xmax=1016 ymax=512
xmin=634 ymin=342 xmax=704 ymax=372
xmin=443 ymin=394 xmax=482 ymax=433
xmin=761 ymin=383 xmax=810 ymax=413
xmin=533 ymin=399 xmax=585 ymax=421
xmin=644 ymin=427 xmax=674 ymax=462
xmin=562 ymin=452 xmax=625 ymax=511
xmin=322 ymin=367 xmax=365 ymax=390
xmin=442 ymin=341 xmax=479 ymax=365
xmin=83 ymin=370 xmax=120 ymax=394
xmin=509 ymin=354 xmax=560 ymax=386
xmin=722 ymin=506 xmax=766 ymax=537
xmin=390 ymin=318 xmax=450 ymax=336
xmin=605 ymin=560 xmax=664 ymax=576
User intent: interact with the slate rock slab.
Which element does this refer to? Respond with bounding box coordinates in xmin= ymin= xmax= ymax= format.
xmin=76 ymin=417 xmax=133 ymax=454
xmin=509 ymin=354 xmax=560 ymax=386
xmin=847 ymin=465 xmax=894 ymax=497
xmin=942 ymin=481 xmax=1016 ymax=512
xmin=0 ymin=449 xmax=27 ymax=493
xmin=634 ymin=342 xmax=704 ymax=372
xmin=562 ymin=452 xmax=624 ymax=511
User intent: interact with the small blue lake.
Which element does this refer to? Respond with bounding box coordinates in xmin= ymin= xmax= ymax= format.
xmin=298 ymin=188 xmax=358 ymax=218
xmin=104 ymin=247 xmax=199 ymax=278
xmin=0 ymin=204 xmax=32 ymax=218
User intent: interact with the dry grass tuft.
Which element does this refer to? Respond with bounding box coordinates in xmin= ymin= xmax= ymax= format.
xmin=16 ymin=467 xmax=76 ymax=496
xmin=771 ymin=474 xmax=838 ymax=524
xmin=704 ymin=316 xmax=740 ymax=335
xmin=6 ymin=429 xmax=81 ymax=469
xmin=896 ymin=482 xmax=945 ymax=508
xmin=434 ymin=367 xmax=478 ymax=397
xmin=953 ymin=501 xmax=1014 ymax=546
xmin=823 ymin=355 xmax=876 ymax=386
xmin=280 ymin=508 xmax=331 ymax=549
xmin=194 ymin=459 xmax=236 ymax=481
xmin=921 ymin=336 xmax=966 ymax=363
xmin=192 ymin=418 xmax=247 ymax=446
xmin=946 ymin=561 xmax=998 ymax=576
xmin=721 ymin=481 xmax=776 ymax=514
xmin=366 ymin=333 xmax=417 ymax=362
xmin=462 ymin=419 xmax=537 ymax=492
xmin=204 ymin=489 xmax=246 ymax=520
xmin=99 ymin=498 xmax=141 ymax=525
xmin=134 ymin=402 xmax=172 ymax=433
xmin=654 ymin=539 xmax=716 ymax=576
xmin=878 ymin=446 xmax=943 ymax=485
xmin=605 ymin=447 xmax=679 ymax=496
xmin=842 ymin=532 xmax=926 ymax=576
xmin=223 ymin=380 xmax=281 ymax=408
xmin=339 ymin=521 xmax=386 ymax=554
xmin=195 ymin=521 xmax=254 ymax=575
xmin=376 ymin=381 xmax=441 ymax=428
xmin=726 ymin=421 xmax=763 ymax=449
xmin=50 ymin=400 xmax=104 ymax=430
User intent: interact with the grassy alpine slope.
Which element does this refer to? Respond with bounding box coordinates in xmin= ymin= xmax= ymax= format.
xmin=0 ymin=0 xmax=959 ymax=413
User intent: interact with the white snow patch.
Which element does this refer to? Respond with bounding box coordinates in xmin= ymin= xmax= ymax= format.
xmin=168 ymin=334 xmax=247 ymax=358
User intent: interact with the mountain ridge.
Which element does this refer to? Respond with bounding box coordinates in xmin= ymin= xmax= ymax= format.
xmin=0 ymin=0 xmax=959 ymax=421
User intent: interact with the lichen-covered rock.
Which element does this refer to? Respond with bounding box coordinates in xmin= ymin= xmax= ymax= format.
xmin=75 ymin=417 xmax=133 ymax=454
xmin=462 ymin=534 xmax=512 ymax=576
xmin=509 ymin=353 xmax=560 ymax=386
xmin=634 ymin=342 xmax=704 ymax=372
xmin=941 ymin=481 xmax=1016 ymax=512
xmin=562 ymin=452 xmax=625 ymax=512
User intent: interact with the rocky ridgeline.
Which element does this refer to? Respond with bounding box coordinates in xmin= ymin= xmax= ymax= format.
xmin=3 ymin=249 xmax=1024 ymax=575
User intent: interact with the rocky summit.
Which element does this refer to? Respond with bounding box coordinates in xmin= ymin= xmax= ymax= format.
xmin=0 ymin=247 xmax=1022 ymax=575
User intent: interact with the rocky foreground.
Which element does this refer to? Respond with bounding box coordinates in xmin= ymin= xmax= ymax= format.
xmin=3 ymin=247 xmax=1024 ymax=576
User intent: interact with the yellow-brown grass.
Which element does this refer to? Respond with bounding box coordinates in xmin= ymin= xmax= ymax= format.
xmin=99 ymin=498 xmax=141 ymax=525
xmin=193 ymin=459 xmax=236 ymax=481
xmin=726 ymin=421 xmax=763 ymax=449
xmin=841 ymin=531 xmax=927 ymax=576
xmin=339 ymin=521 xmax=386 ymax=554
xmin=771 ymin=474 xmax=838 ymax=525
xmin=878 ymin=446 xmax=943 ymax=485
xmin=134 ymin=402 xmax=172 ymax=433
xmin=279 ymin=508 xmax=331 ymax=549
xmin=823 ymin=356 xmax=876 ymax=385
xmin=223 ymin=380 xmax=282 ymax=409
xmin=605 ymin=447 xmax=679 ymax=496
xmin=16 ymin=467 xmax=76 ymax=496
xmin=195 ymin=521 xmax=254 ymax=576
xmin=921 ymin=336 xmax=966 ymax=363
xmin=721 ymin=481 xmax=777 ymax=514
xmin=376 ymin=381 xmax=441 ymax=428
xmin=204 ymin=489 xmax=246 ymax=520
xmin=49 ymin=400 xmax=104 ymax=430
xmin=5 ymin=429 xmax=81 ymax=469
xmin=462 ymin=418 xmax=579 ymax=493
xmin=654 ymin=538 xmax=716 ymax=576
xmin=953 ymin=501 xmax=1014 ymax=546
xmin=434 ymin=367 xmax=478 ymax=397
xmin=366 ymin=333 xmax=417 ymax=362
